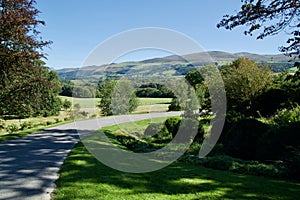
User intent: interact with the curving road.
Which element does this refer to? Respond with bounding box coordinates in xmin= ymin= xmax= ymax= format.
xmin=0 ymin=112 xmax=181 ymax=200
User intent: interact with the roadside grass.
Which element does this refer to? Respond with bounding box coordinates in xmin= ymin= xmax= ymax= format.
xmin=0 ymin=111 xmax=71 ymax=136
xmin=0 ymin=120 xmax=73 ymax=142
xmin=101 ymin=117 xmax=168 ymax=138
xmin=53 ymin=141 xmax=300 ymax=200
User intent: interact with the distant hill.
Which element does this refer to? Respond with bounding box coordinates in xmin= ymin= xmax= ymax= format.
xmin=56 ymin=51 xmax=293 ymax=82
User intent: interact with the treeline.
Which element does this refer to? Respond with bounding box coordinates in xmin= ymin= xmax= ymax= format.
xmin=60 ymin=81 xmax=175 ymax=98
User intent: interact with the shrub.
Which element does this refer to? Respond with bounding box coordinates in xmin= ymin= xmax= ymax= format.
xmin=168 ymin=98 xmax=181 ymax=111
xmin=272 ymin=105 xmax=300 ymax=125
xmin=164 ymin=117 xmax=181 ymax=138
xmin=144 ymin=123 xmax=162 ymax=137
xmin=0 ymin=119 xmax=5 ymax=129
xmin=20 ymin=121 xmax=33 ymax=130
xmin=55 ymin=118 xmax=62 ymax=123
xmin=6 ymin=124 xmax=19 ymax=133
xmin=256 ymin=122 xmax=300 ymax=161
xmin=46 ymin=121 xmax=53 ymax=126
xmin=62 ymin=99 xmax=72 ymax=110
xmin=223 ymin=118 xmax=269 ymax=160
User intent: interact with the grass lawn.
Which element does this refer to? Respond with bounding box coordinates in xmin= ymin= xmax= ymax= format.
xmin=53 ymin=141 xmax=300 ymax=200
xmin=53 ymin=119 xmax=300 ymax=200
xmin=101 ymin=117 xmax=168 ymax=136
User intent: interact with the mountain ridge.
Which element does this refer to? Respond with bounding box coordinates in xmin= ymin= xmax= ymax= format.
xmin=56 ymin=51 xmax=292 ymax=81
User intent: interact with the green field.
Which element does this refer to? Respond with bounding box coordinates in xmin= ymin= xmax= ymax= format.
xmin=59 ymin=96 xmax=172 ymax=114
xmin=53 ymin=119 xmax=300 ymax=200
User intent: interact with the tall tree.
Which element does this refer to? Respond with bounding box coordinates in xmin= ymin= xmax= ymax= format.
xmin=98 ymin=79 xmax=138 ymax=116
xmin=0 ymin=0 xmax=59 ymax=118
xmin=217 ymin=0 xmax=300 ymax=59
xmin=221 ymin=58 xmax=272 ymax=116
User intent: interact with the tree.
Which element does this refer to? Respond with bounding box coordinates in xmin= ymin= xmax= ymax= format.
xmin=98 ymin=79 xmax=138 ymax=116
xmin=217 ymin=0 xmax=300 ymax=59
xmin=0 ymin=0 xmax=59 ymax=118
xmin=185 ymin=70 xmax=204 ymax=89
xmin=221 ymin=58 xmax=272 ymax=116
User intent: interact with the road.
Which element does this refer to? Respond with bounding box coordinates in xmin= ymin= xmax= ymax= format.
xmin=0 ymin=112 xmax=181 ymax=200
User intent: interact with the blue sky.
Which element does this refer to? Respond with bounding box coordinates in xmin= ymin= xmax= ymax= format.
xmin=36 ymin=0 xmax=290 ymax=69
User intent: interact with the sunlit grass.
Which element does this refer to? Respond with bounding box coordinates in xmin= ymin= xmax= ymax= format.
xmin=53 ymin=141 xmax=300 ymax=200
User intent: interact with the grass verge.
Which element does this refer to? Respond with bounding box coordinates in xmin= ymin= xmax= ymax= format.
xmin=0 ymin=120 xmax=73 ymax=142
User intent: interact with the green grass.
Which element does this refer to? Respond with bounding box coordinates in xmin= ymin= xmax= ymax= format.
xmin=138 ymin=98 xmax=172 ymax=105
xmin=54 ymin=118 xmax=300 ymax=199
xmin=60 ymin=96 xmax=172 ymax=114
xmin=102 ymin=117 xmax=168 ymax=136
xmin=53 ymin=141 xmax=300 ymax=200
xmin=60 ymin=96 xmax=100 ymax=108
xmin=60 ymin=96 xmax=172 ymax=107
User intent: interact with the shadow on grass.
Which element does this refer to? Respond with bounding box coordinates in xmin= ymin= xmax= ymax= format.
xmin=54 ymin=142 xmax=300 ymax=199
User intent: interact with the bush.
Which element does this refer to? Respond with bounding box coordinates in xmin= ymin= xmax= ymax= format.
xmin=272 ymin=105 xmax=300 ymax=125
xmin=164 ymin=117 xmax=181 ymax=138
xmin=179 ymin=155 xmax=287 ymax=179
xmin=6 ymin=124 xmax=19 ymax=133
xmin=168 ymin=98 xmax=181 ymax=111
xmin=223 ymin=118 xmax=269 ymax=160
xmin=62 ymin=99 xmax=72 ymax=110
xmin=20 ymin=121 xmax=33 ymax=130
xmin=144 ymin=123 xmax=163 ymax=137
xmin=55 ymin=118 xmax=62 ymax=123
xmin=256 ymin=122 xmax=300 ymax=161
xmin=0 ymin=119 xmax=5 ymax=129
xmin=46 ymin=121 xmax=53 ymax=126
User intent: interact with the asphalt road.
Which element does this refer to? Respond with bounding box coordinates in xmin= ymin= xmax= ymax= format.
xmin=0 ymin=112 xmax=181 ymax=200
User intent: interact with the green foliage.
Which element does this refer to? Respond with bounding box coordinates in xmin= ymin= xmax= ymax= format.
xmin=185 ymin=70 xmax=204 ymax=89
xmin=223 ymin=118 xmax=269 ymax=160
xmin=144 ymin=123 xmax=163 ymax=137
xmin=256 ymin=72 xmax=300 ymax=116
xmin=256 ymin=123 xmax=300 ymax=162
xmin=221 ymin=58 xmax=272 ymax=116
xmin=164 ymin=117 xmax=181 ymax=138
xmin=217 ymin=0 xmax=299 ymax=58
xmin=59 ymin=80 xmax=74 ymax=97
xmin=98 ymin=79 xmax=138 ymax=116
xmin=6 ymin=124 xmax=19 ymax=134
xmin=272 ymin=105 xmax=300 ymax=125
xmin=168 ymin=98 xmax=181 ymax=111
xmin=62 ymin=99 xmax=72 ymax=110
xmin=20 ymin=121 xmax=33 ymax=130
xmin=180 ymin=155 xmax=286 ymax=179
xmin=0 ymin=119 xmax=5 ymax=129
xmin=0 ymin=1 xmax=64 ymax=119
xmin=73 ymin=86 xmax=94 ymax=98
xmin=136 ymin=83 xmax=174 ymax=98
